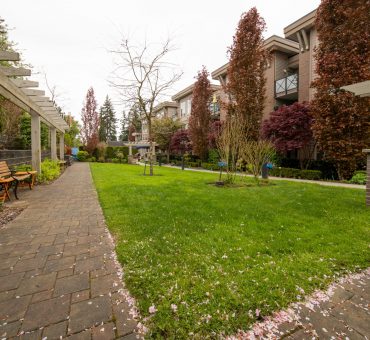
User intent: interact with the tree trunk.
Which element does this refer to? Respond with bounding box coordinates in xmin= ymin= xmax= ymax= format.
xmin=166 ymin=149 xmax=170 ymax=164
xmin=148 ymin=120 xmax=154 ymax=176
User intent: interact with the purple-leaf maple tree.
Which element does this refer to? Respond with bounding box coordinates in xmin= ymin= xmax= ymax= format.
xmin=310 ymin=0 xmax=370 ymax=179
xmin=81 ymin=87 xmax=99 ymax=154
xmin=170 ymin=129 xmax=191 ymax=155
xmin=189 ymin=67 xmax=212 ymax=160
xmin=262 ymin=102 xmax=312 ymax=153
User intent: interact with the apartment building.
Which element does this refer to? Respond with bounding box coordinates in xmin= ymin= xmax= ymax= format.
xmin=153 ymin=101 xmax=179 ymax=119
xmin=171 ymin=83 xmax=222 ymax=127
xmin=211 ymin=9 xmax=318 ymax=121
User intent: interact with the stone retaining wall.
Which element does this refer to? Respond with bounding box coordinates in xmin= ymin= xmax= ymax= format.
xmin=0 ymin=150 xmax=51 ymax=167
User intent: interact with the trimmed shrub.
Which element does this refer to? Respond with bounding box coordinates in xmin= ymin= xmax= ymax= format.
xmin=77 ymin=151 xmax=89 ymax=161
xmin=270 ymin=167 xmax=322 ymax=180
xmin=300 ymin=170 xmax=322 ymax=180
xmin=349 ymin=171 xmax=366 ymax=185
xmin=201 ymin=162 xmax=221 ymax=171
xmin=38 ymin=159 xmax=60 ymax=183
xmin=187 ymin=161 xmax=201 ymax=168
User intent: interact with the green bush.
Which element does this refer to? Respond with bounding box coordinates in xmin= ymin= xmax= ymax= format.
xmin=300 ymin=170 xmax=322 ymax=180
xmin=77 ymin=151 xmax=89 ymax=162
xmin=270 ymin=167 xmax=322 ymax=180
xmin=90 ymin=156 xmax=96 ymax=162
xmin=38 ymin=159 xmax=60 ymax=183
xmin=208 ymin=149 xmax=219 ymax=164
xmin=15 ymin=164 xmax=32 ymax=171
xmin=201 ymin=162 xmax=220 ymax=171
xmin=349 ymin=171 xmax=367 ymax=185
xmin=187 ymin=161 xmax=201 ymax=168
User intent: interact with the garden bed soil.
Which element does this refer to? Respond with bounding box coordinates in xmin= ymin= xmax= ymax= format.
xmin=0 ymin=205 xmax=25 ymax=228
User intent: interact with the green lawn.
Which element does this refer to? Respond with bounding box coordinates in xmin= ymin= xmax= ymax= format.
xmin=90 ymin=163 xmax=369 ymax=338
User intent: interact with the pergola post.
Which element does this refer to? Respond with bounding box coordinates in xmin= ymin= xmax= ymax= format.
xmin=50 ymin=127 xmax=57 ymax=161
xmin=30 ymin=111 xmax=41 ymax=173
xmin=128 ymin=144 xmax=133 ymax=164
xmin=59 ymin=133 xmax=65 ymax=160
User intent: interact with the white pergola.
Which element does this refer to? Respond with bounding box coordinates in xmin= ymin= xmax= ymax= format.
xmin=341 ymin=80 xmax=370 ymax=97
xmin=0 ymin=51 xmax=69 ymax=173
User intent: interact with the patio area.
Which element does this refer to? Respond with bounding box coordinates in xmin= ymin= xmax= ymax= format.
xmin=0 ymin=163 xmax=141 ymax=339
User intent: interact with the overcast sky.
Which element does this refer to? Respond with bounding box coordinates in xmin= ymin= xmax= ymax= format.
xmin=3 ymin=0 xmax=320 ymax=121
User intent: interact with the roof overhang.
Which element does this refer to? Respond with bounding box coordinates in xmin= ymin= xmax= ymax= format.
xmin=284 ymin=9 xmax=317 ymax=41
xmin=153 ymin=101 xmax=178 ymax=113
xmin=211 ymin=36 xmax=299 ymax=80
xmin=172 ymin=83 xmax=221 ymax=101
xmin=264 ymin=35 xmax=299 ymax=56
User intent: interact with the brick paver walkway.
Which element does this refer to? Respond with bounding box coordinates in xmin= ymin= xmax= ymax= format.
xmin=277 ymin=270 xmax=370 ymax=339
xmin=0 ymin=163 xmax=140 ymax=339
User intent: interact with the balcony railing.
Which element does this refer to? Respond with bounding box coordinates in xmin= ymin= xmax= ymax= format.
xmin=275 ymin=73 xmax=298 ymax=97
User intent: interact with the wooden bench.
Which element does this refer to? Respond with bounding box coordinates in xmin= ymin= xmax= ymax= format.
xmin=0 ymin=161 xmax=34 ymax=202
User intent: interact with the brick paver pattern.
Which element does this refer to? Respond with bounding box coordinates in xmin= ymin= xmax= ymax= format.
xmin=0 ymin=163 xmax=140 ymax=339
xmin=277 ymin=271 xmax=370 ymax=338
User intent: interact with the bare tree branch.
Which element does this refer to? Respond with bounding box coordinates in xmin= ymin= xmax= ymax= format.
xmin=109 ymin=36 xmax=183 ymax=175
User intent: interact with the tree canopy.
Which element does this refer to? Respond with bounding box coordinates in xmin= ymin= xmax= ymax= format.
xmin=262 ymin=102 xmax=312 ymax=153
xmin=153 ymin=117 xmax=182 ymax=162
xmin=311 ymin=0 xmax=370 ymax=179
xmin=99 ymin=96 xmax=117 ymax=142
xmin=81 ymin=87 xmax=99 ymax=154
xmin=188 ymin=67 xmax=212 ymax=160
xmin=226 ymin=7 xmax=269 ymax=140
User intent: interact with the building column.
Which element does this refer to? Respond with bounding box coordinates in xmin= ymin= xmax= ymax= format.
xmin=30 ymin=111 xmax=41 ymax=174
xmin=59 ymin=132 xmax=65 ymax=160
xmin=364 ymin=149 xmax=370 ymax=206
xmin=50 ymin=127 xmax=57 ymax=161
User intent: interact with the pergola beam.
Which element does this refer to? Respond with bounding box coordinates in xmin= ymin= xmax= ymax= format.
xmin=10 ymin=79 xmax=39 ymax=88
xmin=22 ymin=89 xmax=45 ymax=96
xmin=36 ymin=101 xmax=55 ymax=108
xmin=0 ymin=65 xmax=31 ymax=77
xmin=0 ymin=51 xmax=20 ymax=61
xmin=32 ymin=96 xmax=50 ymax=102
xmin=0 ymin=71 xmax=68 ymax=131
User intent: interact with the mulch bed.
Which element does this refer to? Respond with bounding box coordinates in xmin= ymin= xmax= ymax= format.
xmin=0 ymin=205 xmax=25 ymax=228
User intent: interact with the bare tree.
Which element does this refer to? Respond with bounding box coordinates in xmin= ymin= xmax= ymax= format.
xmin=241 ymin=140 xmax=275 ymax=184
xmin=216 ymin=116 xmax=244 ymax=183
xmin=110 ymin=37 xmax=182 ymax=175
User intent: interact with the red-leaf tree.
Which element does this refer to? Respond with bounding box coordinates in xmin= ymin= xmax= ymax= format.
xmin=81 ymin=87 xmax=99 ymax=154
xmin=188 ymin=67 xmax=212 ymax=160
xmin=170 ymin=129 xmax=191 ymax=155
xmin=311 ymin=0 xmax=370 ymax=179
xmin=262 ymin=102 xmax=313 ymax=168
xmin=226 ymin=7 xmax=269 ymax=140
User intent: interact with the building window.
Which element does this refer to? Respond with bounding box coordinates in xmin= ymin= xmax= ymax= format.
xmin=180 ymin=101 xmax=186 ymax=117
xmin=187 ymin=99 xmax=192 ymax=115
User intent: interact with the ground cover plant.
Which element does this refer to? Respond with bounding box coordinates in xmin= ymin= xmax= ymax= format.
xmin=90 ymin=163 xmax=369 ymax=338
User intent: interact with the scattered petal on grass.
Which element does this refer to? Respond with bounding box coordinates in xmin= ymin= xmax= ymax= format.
xmin=149 ymin=305 xmax=157 ymax=314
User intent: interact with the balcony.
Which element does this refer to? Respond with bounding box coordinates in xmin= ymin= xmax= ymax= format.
xmin=275 ymin=73 xmax=298 ymax=99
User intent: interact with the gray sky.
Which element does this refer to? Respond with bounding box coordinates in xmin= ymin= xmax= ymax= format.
xmin=3 ymin=0 xmax=320 ymax=121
